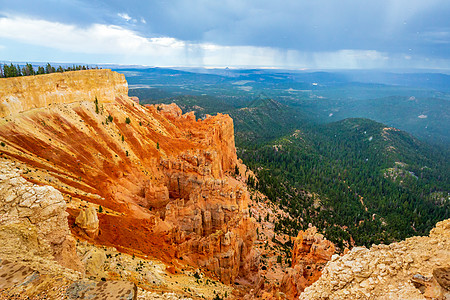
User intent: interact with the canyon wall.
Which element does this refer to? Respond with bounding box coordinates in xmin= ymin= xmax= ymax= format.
xmin=0 ymin=70 xmax=257 ymax=284
xmin=0 ymin=69 xmax=127 ymax=118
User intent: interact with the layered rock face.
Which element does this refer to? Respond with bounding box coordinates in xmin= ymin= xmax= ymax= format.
xmin=281 ymin=226 xmax=335 ymax=299
xmin=0 ymin=69 xmax=127 ymax=117
xmin=300 ymin=219 xmax=450 ymax=300
xmin=0 ymin=160 xmax=82 ymax=271
xmin=0 ymin=70 xmax=256 ymax=284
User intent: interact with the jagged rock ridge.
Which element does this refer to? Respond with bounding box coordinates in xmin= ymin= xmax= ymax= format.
xmin=0 ymin=70 xmax=257 ymax=284
xmin=281 ymin=226 xmax=335 ymax=299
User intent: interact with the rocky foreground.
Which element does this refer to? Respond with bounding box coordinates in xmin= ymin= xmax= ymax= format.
xmin=300 ymin=219 xmax=450 ymax=299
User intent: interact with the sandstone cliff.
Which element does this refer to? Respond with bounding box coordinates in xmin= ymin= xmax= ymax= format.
xmin=3 ymin=69 xmax=447 ymax=300
xmin=0 ymin=69 xmax=127 ymax=118
xmin=0 ymin=70 xmax=257 ymax=285
xmin=300 ymin=219 xmax=450 ymax=300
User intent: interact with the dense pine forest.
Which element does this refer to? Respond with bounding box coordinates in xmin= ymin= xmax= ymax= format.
xmin=240 ymin=118 xmax=449 ymax=249
xmin=131 ymin=85 xmax=449 ymax=250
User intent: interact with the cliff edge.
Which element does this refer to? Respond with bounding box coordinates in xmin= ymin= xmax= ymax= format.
xmin=0 ymin=70 xmax=257 ymax=285
xmin=0 ymin=69 xmax=127 ymax=118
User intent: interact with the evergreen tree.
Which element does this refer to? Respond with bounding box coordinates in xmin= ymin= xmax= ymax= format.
xmin=4 ymin=63 xmax=19 ymax=77
xmin=26 ymin=63 xmax=35 ymax=75
xmin=16 ymin=64 xmax=22 ymax=76
xmin=45 ymin=63 xmax=53 ymax=74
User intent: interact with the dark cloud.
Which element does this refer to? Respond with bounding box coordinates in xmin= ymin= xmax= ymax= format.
xmin=1 ymin=0 xmax=450 ymax=67
xmin=93 ymin=0 xmax=450 ymax=57
xmin=0 ymin=0 xmax=102 ymax=25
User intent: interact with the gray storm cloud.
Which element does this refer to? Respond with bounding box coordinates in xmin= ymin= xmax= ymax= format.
xmin=0 ymin=0 xmax=449 ymax=68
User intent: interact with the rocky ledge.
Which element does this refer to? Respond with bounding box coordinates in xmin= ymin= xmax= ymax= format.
xmin=300 ymin=219 xmax=450 ymax=300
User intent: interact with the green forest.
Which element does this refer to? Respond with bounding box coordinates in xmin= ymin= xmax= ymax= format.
xmin=240 ymin=118 xmax=449 ymax=249
xmin=131 ymin=86 xmax=449 ymax=250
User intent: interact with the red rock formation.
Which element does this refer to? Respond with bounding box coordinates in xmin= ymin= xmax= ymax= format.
xmin=0 ymin=70 xmax=256 ymax=284
xmin=281 ymin=227 xmax=335 ymax=299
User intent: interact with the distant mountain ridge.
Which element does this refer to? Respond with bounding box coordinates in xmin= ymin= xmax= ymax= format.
xmin=240 ymin=116 xmax=449 ymax=247
xmin=124 ymin=67 xmax=450 ymax=146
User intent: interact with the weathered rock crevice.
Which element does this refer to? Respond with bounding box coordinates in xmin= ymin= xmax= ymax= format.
xmin=280 ymin=226 xmax=335 ymax=299
xmin=0 ymin=160 xmax=83 ymax=272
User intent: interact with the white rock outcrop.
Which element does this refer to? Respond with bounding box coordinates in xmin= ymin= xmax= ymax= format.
xmin=300 ymin=219 xmax=450 ymax=300
xmin=0 ymin=160 xmax=82 ymax=271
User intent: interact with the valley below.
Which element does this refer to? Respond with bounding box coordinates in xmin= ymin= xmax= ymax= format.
xmin=0 ymin=69 xmax=448 ymax=299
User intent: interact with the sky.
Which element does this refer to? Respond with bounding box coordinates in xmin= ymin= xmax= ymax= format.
xmin=1 ymin=0 xmax=450 ymax=69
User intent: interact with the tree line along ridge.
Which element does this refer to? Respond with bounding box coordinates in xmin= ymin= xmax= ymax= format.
xmin=0 ymin=62 xmax=100 ymax=78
